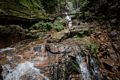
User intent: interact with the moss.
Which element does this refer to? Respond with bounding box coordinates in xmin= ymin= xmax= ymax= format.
xmin=53 ymin=20 xmax=64 ymax=31
xmin=0 ymin=0 xmax=47 ymax=19
xmin=26 ymin=33 xmax=38 ymax=39
xmin=30 ymin=21 xmax=53 ymax=32
xmin=52 ymin=17 xmax=64 ymax=31
xmin=88 ymin=43 xmax=99 ymax=57
xmin=30 ymin=17 xmax=64 ymax=32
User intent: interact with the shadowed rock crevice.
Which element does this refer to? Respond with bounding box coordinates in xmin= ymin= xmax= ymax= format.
xmin=0 ymin=65 xmax=3 ymax=80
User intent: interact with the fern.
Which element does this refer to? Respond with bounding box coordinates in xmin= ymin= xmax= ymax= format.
xmin=88 ymin=43 xmax=99 ymax=57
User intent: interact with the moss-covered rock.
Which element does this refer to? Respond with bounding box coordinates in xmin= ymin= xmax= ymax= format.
xmin=29 ymin=22 xmax=53 ymax=32
xmin=0 ymin=25 xmax=27 ymax=48
xmin=0 ymin=0 xmax=47 ymax=19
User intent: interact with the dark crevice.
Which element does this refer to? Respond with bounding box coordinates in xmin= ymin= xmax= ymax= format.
xmin=0 ymin=65 xmax=3 ymax=80
xmin=103 ymin=62 xmax=113 ymax=72
xmin=0 ymin=15 xmax=52 ymax=28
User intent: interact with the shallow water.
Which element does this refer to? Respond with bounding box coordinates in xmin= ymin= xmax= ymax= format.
xmin=0 ymin=48 xmax=15 ymax=53
xmin=2 ymin=61 xmax=49 ymax=80
xmin=76 ymin=52 xmax=101 ymax=80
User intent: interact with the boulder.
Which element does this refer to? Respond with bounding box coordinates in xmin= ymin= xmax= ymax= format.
xmin=0 ymin=25 xmax=27 ymax=48
xmin=48 ymin=23 xmax=90 ymax=42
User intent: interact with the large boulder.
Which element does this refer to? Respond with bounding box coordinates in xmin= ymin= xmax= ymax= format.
xmin=0 ymin=25 xmax=27 ymax=48
xmin=0 ymin=34 xmax=100 ymax=80
xmin=0 ymin=0 xmax=46 ymax=19
xmin=48 ymin=22 xmax=91 ymax=42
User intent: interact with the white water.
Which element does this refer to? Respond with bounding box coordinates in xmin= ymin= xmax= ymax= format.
xmin=65 ymin=12 xmax=72 ymax=29
xmin=76 ymin=54 xmax=91 ymax=80
xmin=76 ymin=52 xmax=101 ymax=80
xmin=2 ymin=61 xmax=49 ymax=80
xmin=0 ymin=47 xmax=15 ymax=53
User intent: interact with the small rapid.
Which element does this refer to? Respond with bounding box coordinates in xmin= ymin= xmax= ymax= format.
xmin=76 ymin=52 xmax=101 ymax=80
xmin=2 ymin=61 xmax=49 ymax=80
xmin=65 ymin=12 xmax=72 ymax=29
xmin=0 ymin=48 xmax=15 ymax=53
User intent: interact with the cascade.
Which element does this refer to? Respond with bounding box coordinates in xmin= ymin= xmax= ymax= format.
xmin=76 ymin=52 xmax=101 ymax=80
xmin=0 ymin=48 xmax=15 ymax=53
xmin=65 ymin=12 xmax=72 ymax=29
xmin=2 ymin=61 xmax=49 ymax=80
xmin=76 ymin=52 xmax=91 ymax=80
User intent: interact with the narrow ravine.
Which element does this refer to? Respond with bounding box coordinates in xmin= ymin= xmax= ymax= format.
xmin=0 ymin=23 xmax=102 ymax=80
xmin=0 ymin=0 xmax=120 ymax=80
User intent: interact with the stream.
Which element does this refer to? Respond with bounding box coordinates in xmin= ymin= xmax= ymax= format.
xmin=0 ymin=0 xmax=120 ymax=80
xmin=76 ymin=52 xmax=101 ymax=80
xmin=0 ymin=2 xmax=102 ymax=79
xmin=0 ymin=40 xmax=102 ymax=80
xmin=2 ymin=61 xmax=49 ymax=80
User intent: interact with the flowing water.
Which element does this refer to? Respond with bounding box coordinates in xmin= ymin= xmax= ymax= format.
xmin=0 ymin=28 xmax=102 ymax=80
xmin=0 ymin=46 xmax=49 ymax=80
xmin=2 ymin=61 xmax=49 ymax=80
xmin=65 ymin=12 xmax=72 ymax=29
xmin=0 ymin=43 xmax=102 ymax=80
xmin=0 ymin=48 xmax=15 ymax=53
xmin=76 ymin=52 xmax=101 ymax=80
xmin=76 ymin=52 xmax=91 ymax=80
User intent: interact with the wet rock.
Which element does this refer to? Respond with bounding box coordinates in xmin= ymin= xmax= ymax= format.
xmin=0 ymin=47 xmax=16 ymax=65
xmin=0 ymin=23 xmax=102 ymax=80
xmin=90 ymin=24 xmax=120 ymax=80
xmin=33 ymin=45 xmax=42 ymax=52
xmin=46 ymin=43 xmax=72 ymax=54
xmin=0 ymin=38 xmax=92 ymax=80
xmin=20 ymin=74 xmax=46 ymax=80
xmin=2 ymin=62 xmax=49 ymax=80
xmin=48 ymin=23 xmax=90 ymax=42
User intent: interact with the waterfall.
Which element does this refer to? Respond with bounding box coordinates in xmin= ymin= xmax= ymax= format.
xmin=2 ymin=61 xmax=49 ymax=80
xmin=65 ymin=12 xmax=72 ymax=29
xmin=76 ymin=52 xmax=91 ymax=80
xmin=76 ymin=52 xmax=101 ymax=80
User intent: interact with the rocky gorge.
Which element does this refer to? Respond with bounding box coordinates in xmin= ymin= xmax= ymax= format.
xmin=0 ymin=0 xmax=120 ymax=80
xmin=0 ymin=21 xmax=120 ymax=80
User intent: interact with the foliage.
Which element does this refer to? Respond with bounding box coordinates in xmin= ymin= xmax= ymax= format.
xmin=49 ymin=17 xmax=64 ymax=31
xmin=67 ymin=0 xmax=89 ymax=10
xmin=53 ymin=21 xmax=64 ymax=31
xmin=26 ymin=32 xmax=38 ymax=39
xmin=93 ymin=15 xmax=106 ymax=22
xmin=30 ymin=17 xmax=64 ymax=32
xmin=88 ymin=43 xmax=99 ymax=57
xmin=40 ymin=0 xmax=58 ymax=13
xmin=79 ymin=0 xmax=89 ymax=9
xmin=30 ymin=22 xmax=53 ymax=32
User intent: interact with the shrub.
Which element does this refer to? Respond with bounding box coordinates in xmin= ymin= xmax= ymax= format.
xmin=30 ymin=21 xmax=53 ymax=32
xmin=52 ymin=17 xmax=64 ymax=31
xmin=53 ymin=20 xmax=64 ymax=31
xmin=30 ymin=17 xmax=64 ymax=32
xmin=88 ymin=43 xmax=99 ymax=57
